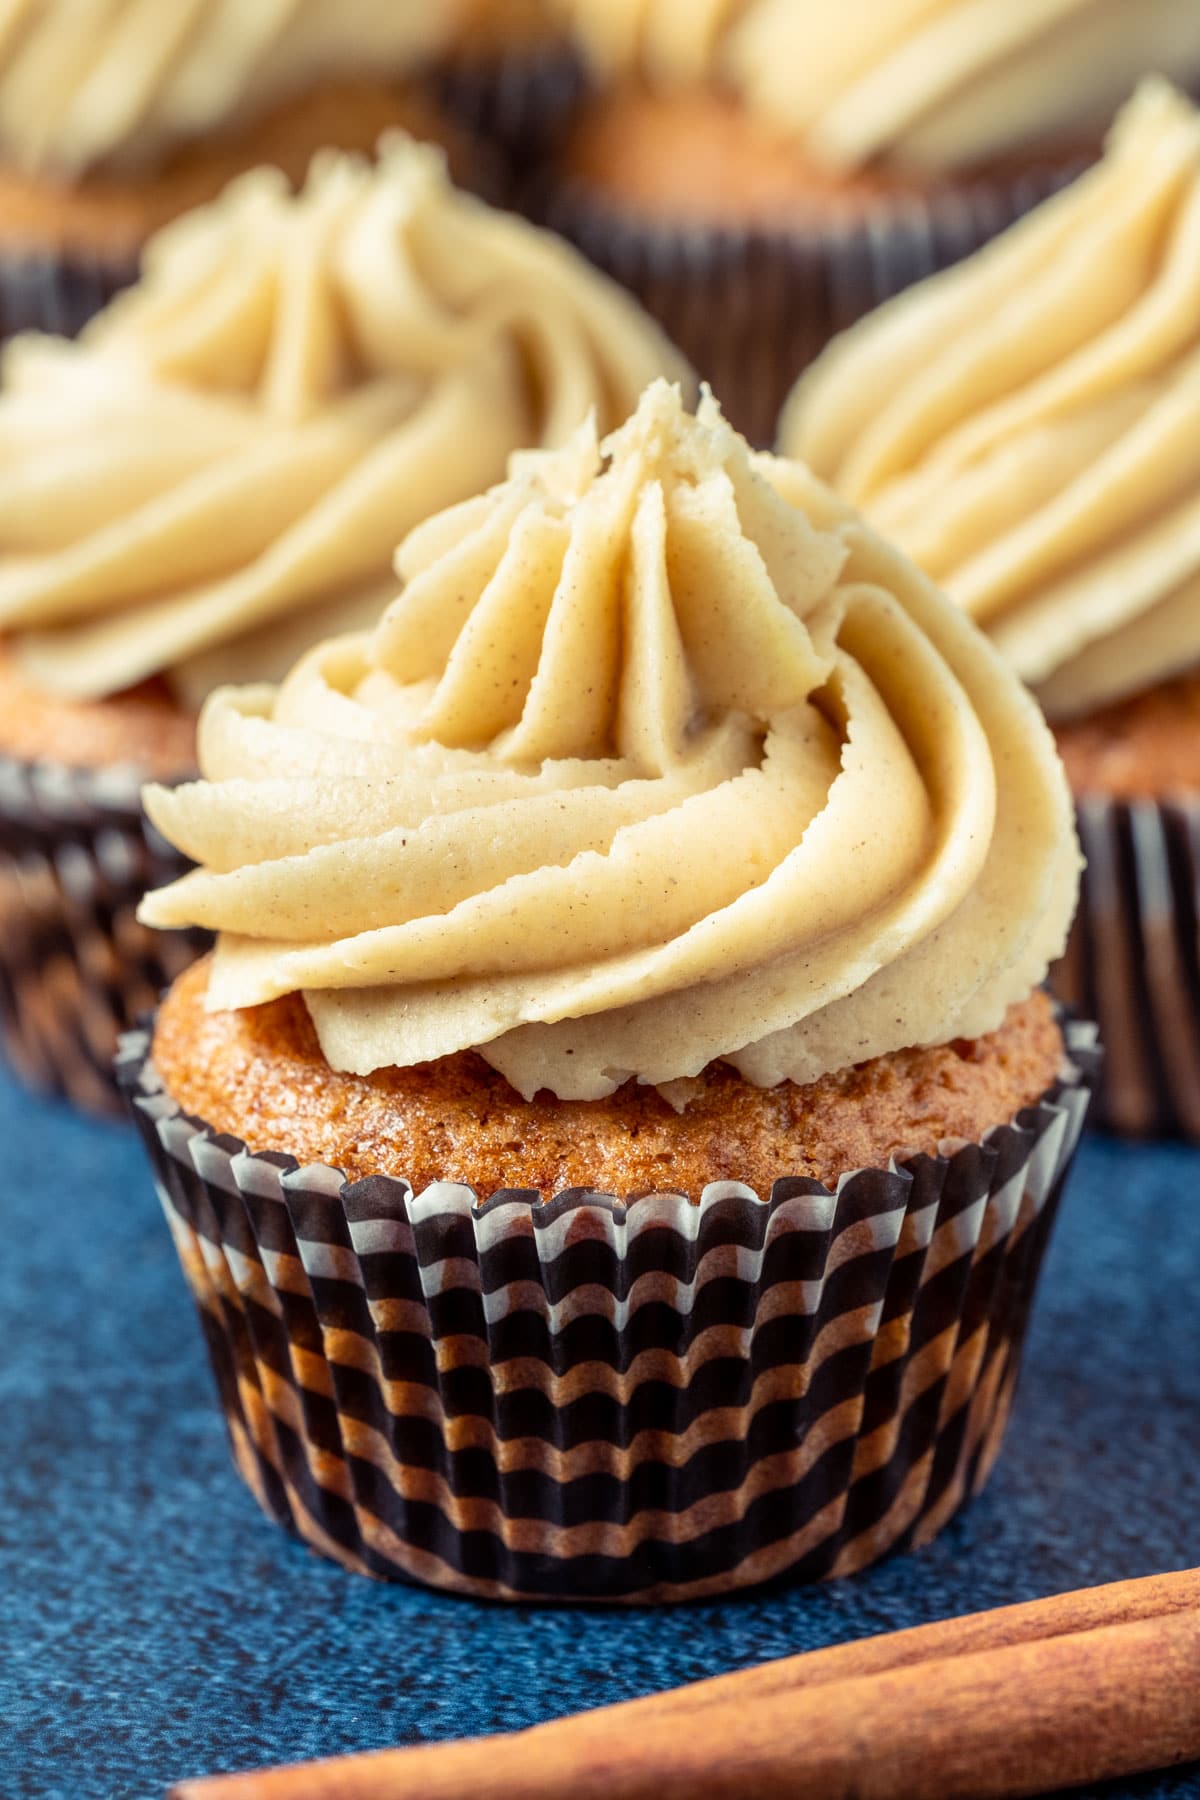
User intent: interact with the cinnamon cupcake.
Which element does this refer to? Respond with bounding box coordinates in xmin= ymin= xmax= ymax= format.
xmin=124 ymin=382 xmax=1094 ymax=1602
xmin=529 ymin=0 xmax=1200 ymax=444
xmin=0 ymin=0 xmax=487 ymax=337
xmin=782 ymin=80 xmax=1200 ymax=1138
xmin=0 ymin=137 xmax=690 ymax=1113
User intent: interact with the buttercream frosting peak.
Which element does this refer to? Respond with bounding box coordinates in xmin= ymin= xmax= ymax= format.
xmin=555 ymin=0 xmax=1200 ymax=172
xmin=0 ymin=0 xmax=467 ymax=175
xmin=142 ymin=384 xmax=1079 ymax=1101
xmin=0 ymin=138 xmax=690 ymax=705
xmin=372 ymin=383 xmax=844 ymax=772
xmin=782 ymin=81 xmax=1200 ymax=720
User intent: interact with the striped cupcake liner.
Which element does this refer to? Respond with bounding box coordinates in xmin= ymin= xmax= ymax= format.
xmin=0 ymin=754 xmax=206 ymax=1115
xmin=437 ymin=44 xmax=588 ymax=170
xmin=1053 ymin=794 xmax=1200 ymax=1139
xmin=119 ymin=1015 xmax=1097 ymax=1603
xmin=525 ymin=160 xmax=1086 ymax=449
xmin=0 ymin=242 xmax=136 ymax=339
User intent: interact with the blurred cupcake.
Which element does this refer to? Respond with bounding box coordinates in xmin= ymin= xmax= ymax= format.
xmin=124 ymin=382 xmax=1093 ymax=1602
xmin=532 ymin=0 xmax=1200 ymax=444
xmin=0 ymin=0 xmax=480 ymax=336
xmin=782 ymin=80 xmax=1200 ymax=1138
xmin=0 ymin=137 xmax=690 ymax=1113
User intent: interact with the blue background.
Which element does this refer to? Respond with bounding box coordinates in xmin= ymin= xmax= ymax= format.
xmin=2 ymin=1067 xmax=1198 ymax=1800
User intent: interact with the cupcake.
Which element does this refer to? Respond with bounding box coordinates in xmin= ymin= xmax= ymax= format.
xmin=530 ymin=0 xmax=1200 ymax=446
xmin=123 ymin=382 xmax=1094 ymax=1602
xmin=0 ymin=137 xmax=690 ymax=1113
xmin=0 ymin=0 xmax=480 ymax=337
xmin=781 ymin=80 xmax=1200 ymax=1139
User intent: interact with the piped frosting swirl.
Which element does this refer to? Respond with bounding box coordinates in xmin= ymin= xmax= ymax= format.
xmin=142 ymin=382 xmax=1079 ymax=1100
xmin=0 ymin=0 xmax=466 ymax=176
xmin=555 ymin=0 xmax=1200 ymax=171
xmin=781 ymin=82 xmax=1200 ymax=720
xmin=0 ymin=138 xmax=689 ymax=706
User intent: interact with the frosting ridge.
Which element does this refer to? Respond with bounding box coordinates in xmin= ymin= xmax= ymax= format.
xmin=0 ymin=0 xmax=466 ymax=176
xmin=0 ymin=138 xmax=690 ymax=705
xmin=554 ymin=0 xmax=1200 ymax=171
xmin=782 ymin=82 xmax=1200 ymax=719
xmin=142 ymin=381 xmax=1079 ymax=1099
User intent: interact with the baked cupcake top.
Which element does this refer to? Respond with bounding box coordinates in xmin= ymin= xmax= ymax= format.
xmin=781 ymin=82 xmax=1200 ymax=721
xmin=142 ymin=381 xmax=1078 ymax=1100
xmin=0 ymin=138 xmax=689 ymax=708
xmin=555 ymin=0 xmax=1200 ymax=171
xmin=0 ymin=0 xmax=467 ymax=177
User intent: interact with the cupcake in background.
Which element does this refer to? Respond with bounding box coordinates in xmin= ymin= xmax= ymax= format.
xmin=532 ymin=0 xmax=1200 ymax=444
xmin=782 ymin=80 xmax=1200 ymax=1138
xmin=125 ymin=381 xmax=1094 ymax=1601
xmin=0 ymin=137 xmax=690 ymax=1114
xmin=0 ymin=0 xmax=480 ymax=336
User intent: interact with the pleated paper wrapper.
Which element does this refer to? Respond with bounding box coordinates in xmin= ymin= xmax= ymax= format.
xmin=525 ymin=158 xmax=1087 ymax=448
xmin=1054 ymin=795 xmax=1200 ymax=1139
xmin=0 ymin=242 xmax=135 ymax=340
xmin=0 ymin=753 xmax=206 ymax=1114
xmin=120 ymin=1013 xmax=1097 ymax=1602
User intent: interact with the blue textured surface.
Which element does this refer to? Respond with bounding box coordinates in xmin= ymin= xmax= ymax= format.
xmin=1 ymin=1065 xmax=1198 ymax=1800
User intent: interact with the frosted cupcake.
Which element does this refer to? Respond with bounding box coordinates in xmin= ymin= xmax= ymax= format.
xmin=0 ymin=0 xmax=488 ymax=336
xmin=529 ymin=0 xmax=1200 ymax=445
xmin=782 ymin=81 xmax=1200 ymax=1137
xmin=124 ymin=382 xmax=1094 ymax=1601
xmin=0 ymin=138 xmax=689 ymax=1113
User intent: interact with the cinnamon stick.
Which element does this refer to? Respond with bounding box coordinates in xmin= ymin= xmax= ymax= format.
xmin=172 ymin=1568 xmax=1200 ymax=1800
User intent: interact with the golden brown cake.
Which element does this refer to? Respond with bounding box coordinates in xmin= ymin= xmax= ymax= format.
xmin=559 ymin=87 xmax=926 ymax=228
xmin=157 ymin=957 xmax=1064 ymax=1198
xmin=1052 ymin=671 xmax=1200 ymax=803
xmin=0 ymin=643 xmax=195 ymax=778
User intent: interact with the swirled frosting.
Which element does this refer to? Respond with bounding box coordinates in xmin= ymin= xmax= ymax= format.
xmin=141 ymin=381 xmax=1079 ymax=1100
xmin=781 ymin=82 xmax=1200 ymax=721
xmin=0 ymin=0 xmax=467 ymax=176
xmin=0 ymin=138 xmax=689 ymax=707
xmin=555 ymin=0 xmax=1200 ymax=171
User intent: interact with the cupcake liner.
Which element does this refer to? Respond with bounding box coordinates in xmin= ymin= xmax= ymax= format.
xmin=525 ymin=160 xmax=1086 ymax=448
xmin=1053 ymin=794 xmax=1200 ymax=1139
xmin=0 ymin=753 xmax=207 ymax=1115
xmin=0 ymin=242 xmax=136 ymax=339
xmin=119 ymin=1014 xmax=1097 ymax=1603
xmin=436 ymin=43 xmax=588 ymax=171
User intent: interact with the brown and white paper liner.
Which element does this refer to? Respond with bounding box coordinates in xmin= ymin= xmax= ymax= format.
xmin=0 ymin=754 xmax=207 ymax=1114
xmin=120 ymin=1016 xmax=1097 ymax=1603
xmin=0 ymin=243 xmax=136 ymax=340
xmin=526 ymin=161 xmax=1086 ymax=448
xmin=437 ymin=44 xmax=588 ymax=171
xmin=1053 ymin=795 xmax=1200 ymax=1140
